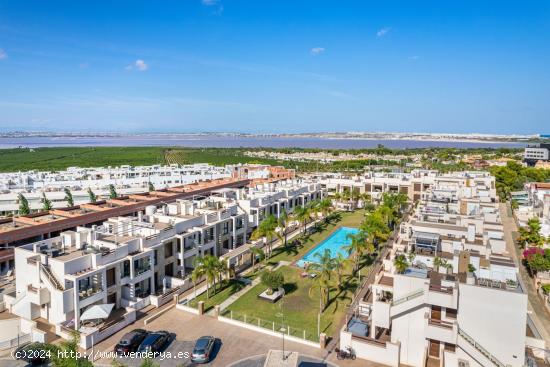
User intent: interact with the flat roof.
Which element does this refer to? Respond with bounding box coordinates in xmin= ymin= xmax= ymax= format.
xmin=0 ymin=178 xmax=250 ymax=245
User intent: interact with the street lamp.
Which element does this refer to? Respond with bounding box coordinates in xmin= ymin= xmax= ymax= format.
xmin=276 ymin=288 xmax=286 ymax=361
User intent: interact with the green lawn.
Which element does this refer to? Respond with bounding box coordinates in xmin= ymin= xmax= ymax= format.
xmin=226 ymin=210 xmax=372 ymax=341
xmin=189 ymin=279 xmax=247 ymax=312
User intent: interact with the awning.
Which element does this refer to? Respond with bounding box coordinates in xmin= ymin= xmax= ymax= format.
xmin=80 ymin=303 xmax=115 ymax=321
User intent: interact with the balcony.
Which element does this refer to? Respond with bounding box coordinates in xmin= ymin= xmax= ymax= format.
xmin=426 ymin=318 xmax=457 ymax=344
xmin=79 ymin=286 xmax=103 ymax=300
xmin=135 ymin=264 xmax=151 ymax=276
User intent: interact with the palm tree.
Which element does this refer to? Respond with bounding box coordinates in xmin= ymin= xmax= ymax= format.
xmin=517 ymin=217 xmax=544 ymax=248
xmin=249 ymin=246 xmax=265 ymax=271
xmin=64 ymin=188 xmax=74 ymax=207
xmin=277 ymin=209 xmax=290 ymax=247
xmin=309 ymin=249 xmax=334 ymax=281
xmin=317 ymin=198 xmax=333 ymax=222
xmin=192 ymin=255 xmax=219 ymax=298
xmin=87 ymin=188 xmax=97 ymax=203
xmin=309 ymin=273 xmax=331 ymax=312
xmin=41 ymin=193 xmax=53 ymax=211
xmin=18 ymin=193 xmax=30 ymax=215
xmin=109 ymin=184 xmax=118 ymax=199
xmin=308 ymin=250 xmax=334 ymax=312
xmin=344 ymin=231 xmax=367 ymax=272
xmin=394 ymin=254 xmax=409 ymax=274
xmin=251 ymin=214 xmax=278 ymax=258
xmin=293 ymin=205 xmax=311 ymax=235
xmin=362 ymin=211 xmax=390 ymax=249
xmin=332 ymin=253 xmax=347 ymax=286
xmin=510 ymin=199 xmax=519 ymax=210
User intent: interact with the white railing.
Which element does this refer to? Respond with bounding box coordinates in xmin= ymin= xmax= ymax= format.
xmin=457 ymin=327 xmax=506 ymax=367
xmin=391 ymin=289 xmax=424 ymax=306
xmin=0 ymin=333 xmax=31 ymax=350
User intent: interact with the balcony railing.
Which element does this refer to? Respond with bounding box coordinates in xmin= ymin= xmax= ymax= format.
xmin=135 ymin=264 xmax=151 ymax=276
xmin=429 ymin=284 xmax=454 ymax=294
xmin=79 ymin=287 xmax=103 ymax=300
xmin=428 ymin=318 xmax=453 ymax=329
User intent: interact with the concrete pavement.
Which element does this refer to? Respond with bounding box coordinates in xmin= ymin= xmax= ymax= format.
xmin=499 ymin=202 xmax=550 ymax=344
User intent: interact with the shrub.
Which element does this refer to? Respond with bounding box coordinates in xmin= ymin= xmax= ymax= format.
xmin=261 ymin=270 xmax=284 ymax=295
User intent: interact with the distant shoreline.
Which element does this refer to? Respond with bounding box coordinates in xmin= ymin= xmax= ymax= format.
xmin=0 ymin=135 xmax=526 ymax=149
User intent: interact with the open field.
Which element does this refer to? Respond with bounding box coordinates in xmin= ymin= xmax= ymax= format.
xmin=225 ymin=210 xmax=371 ymax=341
xmin=0 ymin=147 xmax=165 ymax=172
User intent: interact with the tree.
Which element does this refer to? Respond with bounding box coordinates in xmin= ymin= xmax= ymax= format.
xmin=394 ymin=254 xmax=409 ymax=274
xmin=87 ymin=188 xmax=97 ymax=203
xmin=18 ymin=193 xmax=30 ymax=215
xmin=362 ymin=211 xmax=390 ymax=249
xmin=344 ymin=231 xmax=368 ymax=272
xmin=307 ymin=248 xmax=336 ymax=311
xmin=293 ymin=205 xmax=311 ymax=234
xmin=517 ymin=218 xmax=544 ymax=248
xmin=277 ymin=209 xmax=290 ymax=247
xmin=332 ymin=253 xmax=347 ymax=286
xmin=261 ymin=270 xmax=284 ymax=295
xmin=48 ymin=330 xmax=93 ymax=367
xmin=317 ymin=198 xmax=333 ymax=222
xmin=148 ymin=181 xmax=155 ymax=192
xmin=192 ymin=255 xmax=219 ymax=298
xmin=64 ymin=188 xmax=74 ymax=207
xmin=511 ymin=199 xmax=519 ymax=210
xmin=249 ymin=246 xmax=265 ymax=272
xmin=251 ymin=214 xmax=279 ymax=258
xmin=41 ymin=192 xmax=53 ymax=211
xmin=109 ymin=184 xmax=118 ymax=199
xmin=526 ymin=253 xmax=550 ymax=274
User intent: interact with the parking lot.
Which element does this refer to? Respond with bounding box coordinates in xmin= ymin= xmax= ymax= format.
xmin=92 ymin=307 xmax=386 ymax=367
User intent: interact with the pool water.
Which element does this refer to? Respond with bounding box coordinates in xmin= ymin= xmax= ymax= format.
xmin=296 ymin=227 xmax=360 ymax=268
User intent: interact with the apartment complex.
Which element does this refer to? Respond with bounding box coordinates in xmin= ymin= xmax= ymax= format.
xmin=341 ymin=172 xmax=543 ymax=367
xmin=0 ymin=164 xmax=231 ymax=215
xmin=6 ymin=178 xmax=322 ymax=347
xmin=320 ymin=169 xmax=439 ymax=203
xmin=524 ymin=143 xmax=550 ymax=166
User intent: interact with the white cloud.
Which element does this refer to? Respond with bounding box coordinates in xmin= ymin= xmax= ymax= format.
xmin=201 ymin=0 xmax=219 ymax=5
xmin=126 ymin=59 xmax=148 ymax=71
xmin=376 ymin=27 xmax=391 ymax=37
xmin=310 ymin=47 xmax=325 ymax=56
xmin=0 ymin=49 xmax=7 ymax=60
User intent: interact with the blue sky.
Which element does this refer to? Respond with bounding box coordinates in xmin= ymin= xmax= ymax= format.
xmin=0 ymin=0 xmax=549 ymax=134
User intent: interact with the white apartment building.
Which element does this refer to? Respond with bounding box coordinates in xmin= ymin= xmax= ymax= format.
xmin=5 ymin=178 xmax=322 ymax=348
xmin=236 ymin=179 xmax=323 ymax=227
xmin=320 ymin=169 xmax=439 ymax=203
xmin=340 ymin=172 xmax=545 ymax=367
xmin=0 ymin=163 xmax=231 ymax=214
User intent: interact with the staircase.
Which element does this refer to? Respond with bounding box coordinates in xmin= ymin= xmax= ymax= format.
xmin=390 ymin=289 xmax=425 ymax=317
xmin=457 ymin=327 xmax=506 ymax=367
xmin=39 ymin=264 xmax=64 ymax=291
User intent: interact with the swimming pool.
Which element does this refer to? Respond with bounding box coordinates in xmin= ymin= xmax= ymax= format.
xmin=296 ymin=227 xmax=360 ymax=268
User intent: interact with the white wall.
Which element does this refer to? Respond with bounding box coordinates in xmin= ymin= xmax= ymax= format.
xmin=457 ymin=284 xmax=527 ymax=367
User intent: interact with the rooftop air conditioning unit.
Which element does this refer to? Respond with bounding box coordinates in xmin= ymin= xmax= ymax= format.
xmin=458 ymin=360 xmax=470 ymax=367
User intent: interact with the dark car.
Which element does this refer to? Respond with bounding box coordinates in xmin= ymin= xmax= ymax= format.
xmin=14 ymin=342 xmax=50 ymax=365
xmin=115 ymin=329 xmax=149 ymax=355
xmin=191 ymin=336 xmax=216 ymax=363
xmin=137 ymin=331 xmax=171 ymax=353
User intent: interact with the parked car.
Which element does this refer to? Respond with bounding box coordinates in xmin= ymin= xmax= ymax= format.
xmin=114 ymin=329 xmax=149 ymax=355
xmin=191 ymin=336 xmax=216 ymax=363
xmin=137 ymin=331 xmax=171 ymax=353
xmin=14 ymin=342 xmax=51 ymax=365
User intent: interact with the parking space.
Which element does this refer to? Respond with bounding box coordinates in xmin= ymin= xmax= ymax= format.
xmin=94 ymin=307 xmax=385 ymax=367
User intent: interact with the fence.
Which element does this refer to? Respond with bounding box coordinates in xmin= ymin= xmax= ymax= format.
xmin=0 ymin=333 xmax=31 ymax=351
xmin=220 ymin=309 xmax=320 ymax=343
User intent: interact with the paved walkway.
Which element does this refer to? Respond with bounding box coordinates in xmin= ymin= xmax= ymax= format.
xmin=500 ymin=203 xmax=550 ymax=344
